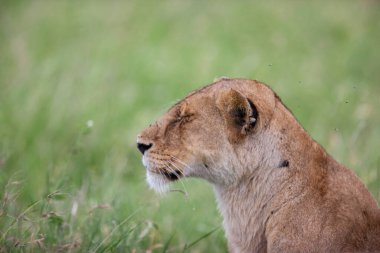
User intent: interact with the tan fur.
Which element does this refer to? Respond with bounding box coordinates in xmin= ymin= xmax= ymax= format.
xmin=137 ymin=78 xmax=380 ymax=252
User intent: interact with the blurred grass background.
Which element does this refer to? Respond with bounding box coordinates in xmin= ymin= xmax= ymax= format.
xmin=0 ymin=1 xmax=379 ymax=252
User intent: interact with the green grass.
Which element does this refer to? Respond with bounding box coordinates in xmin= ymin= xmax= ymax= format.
xmin=0 ymin=1 xmax=379 ymax=252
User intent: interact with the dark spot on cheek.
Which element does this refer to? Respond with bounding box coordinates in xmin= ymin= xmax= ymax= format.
xmin=204 ymin=163 xmax=209 ymax=169
xmin=278 ymin=160 xmax=289 ymax=168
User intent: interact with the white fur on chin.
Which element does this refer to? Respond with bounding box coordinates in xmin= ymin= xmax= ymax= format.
xmin=146 ymin=172 xmax=169 ymax=194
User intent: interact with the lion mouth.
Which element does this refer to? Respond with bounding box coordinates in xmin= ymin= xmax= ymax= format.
xmin=146 ymin=169 xmax=184 ymax=193
xmin=162 ymin=170 xmax=183 ymax=181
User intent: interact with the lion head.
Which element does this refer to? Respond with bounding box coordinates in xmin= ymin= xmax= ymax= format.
xmin=137 ymin=78 xmax=278 ymax=193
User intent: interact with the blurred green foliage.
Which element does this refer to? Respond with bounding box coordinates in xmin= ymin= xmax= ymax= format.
xmin=0 ymin=1 xmax=379 ymax=252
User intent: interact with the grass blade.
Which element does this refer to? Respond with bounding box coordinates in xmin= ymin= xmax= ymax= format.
xmin=162 ymin=233 xmax=175 ymax=253
xmin=92 ymin=208 xmax=140 ymax=253
xmin=183 ymin=226 xmax=220 ymax=252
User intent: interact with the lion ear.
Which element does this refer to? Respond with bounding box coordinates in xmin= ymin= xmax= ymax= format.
xmin=216 ymin=89 xmax=258 ymax=143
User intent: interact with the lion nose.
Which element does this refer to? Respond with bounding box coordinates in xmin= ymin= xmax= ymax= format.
xmin=137 ymin=142 xmax=153 ymax=155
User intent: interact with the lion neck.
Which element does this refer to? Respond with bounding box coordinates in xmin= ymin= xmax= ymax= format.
xmin=213 ymin=103 xmax=325 ymax=252
xmin=214 ymin=167 xmax=283 ymax=252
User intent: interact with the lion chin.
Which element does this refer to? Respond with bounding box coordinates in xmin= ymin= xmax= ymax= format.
xmin=146 ymin=172 xmax=170 ymax=194
xmin=143 ymin=155 xmax=183 ymax=194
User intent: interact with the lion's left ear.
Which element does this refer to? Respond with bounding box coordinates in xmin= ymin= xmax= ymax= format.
xmin=216 ymin=89 xmax=258 ymax=143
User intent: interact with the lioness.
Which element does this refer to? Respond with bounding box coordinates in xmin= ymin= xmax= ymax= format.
xmin=137 ymin=78 xmax=380 ymax=253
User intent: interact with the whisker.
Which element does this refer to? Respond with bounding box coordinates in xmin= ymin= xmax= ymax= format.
xmin=169 ymin=189 xmax=188 ymax=196
xmin=169 ymin=155 xmax=194 ymax=171
xmin=210 ymin=156 xmax=216 ymax=167
xmin=165 ymin=162 xmax=189 ymax=198
xmin=166 ymin=160 xmax=183 ymax=175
